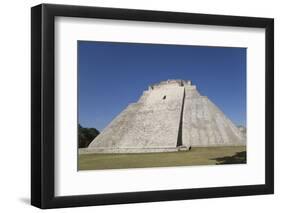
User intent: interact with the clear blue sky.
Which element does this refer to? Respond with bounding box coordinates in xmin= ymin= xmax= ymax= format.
xmin=78 ymin=41 xmax=246 ymax=131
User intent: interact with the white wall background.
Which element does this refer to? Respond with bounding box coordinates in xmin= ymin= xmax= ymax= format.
xmin=0 ymin=0 xmax=279 ymax=212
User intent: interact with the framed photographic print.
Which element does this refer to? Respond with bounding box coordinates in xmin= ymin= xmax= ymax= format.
xmin=31 ymin=3 xmax=274 ymax=209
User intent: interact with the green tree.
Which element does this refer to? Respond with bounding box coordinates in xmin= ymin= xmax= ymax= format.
xmin=78 ymin=124 xmax=100 ymax=148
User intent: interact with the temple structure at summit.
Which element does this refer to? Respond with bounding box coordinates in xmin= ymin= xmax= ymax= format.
xmin=86 ymin=80 xmax=246 ymax=153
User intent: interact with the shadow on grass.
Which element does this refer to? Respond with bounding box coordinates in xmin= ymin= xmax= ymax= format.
xmin=211 ymin=151 xmax=246 ymax=165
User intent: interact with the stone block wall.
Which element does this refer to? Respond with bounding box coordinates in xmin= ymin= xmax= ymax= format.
xmin=87 ymin=80 xmax=246 ymax=153
xmin=88 ymin=81 xmax=185 ymax=152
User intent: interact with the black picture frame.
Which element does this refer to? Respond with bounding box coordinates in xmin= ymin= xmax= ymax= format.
xmin=31 ymin=3 xmax=274 ymax=209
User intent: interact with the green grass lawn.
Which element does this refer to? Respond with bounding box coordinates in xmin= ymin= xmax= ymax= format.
xmin=78 ymin=146 xmax=246 ymax=170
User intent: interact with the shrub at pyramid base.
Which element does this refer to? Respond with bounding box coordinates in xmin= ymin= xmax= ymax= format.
xmin=85 ymin=80 xmax=246 ymax=153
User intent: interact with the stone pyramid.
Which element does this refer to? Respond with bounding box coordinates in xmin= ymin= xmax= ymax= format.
xmin=86 ymin=80 xmax=246 ymax=153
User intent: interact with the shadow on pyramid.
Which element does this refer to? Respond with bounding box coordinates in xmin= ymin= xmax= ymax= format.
xmin=84 ymin=80 xmax=246 ymax=153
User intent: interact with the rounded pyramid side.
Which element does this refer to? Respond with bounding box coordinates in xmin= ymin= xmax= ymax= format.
xmin=182 ymin=84 xmax=246 ymax=147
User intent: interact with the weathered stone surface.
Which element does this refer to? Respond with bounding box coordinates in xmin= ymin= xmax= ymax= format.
xmin=86 ymin=80 xmax=246 ymax=153
xmin=182 ymin=90 xmax=245 ymax=147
